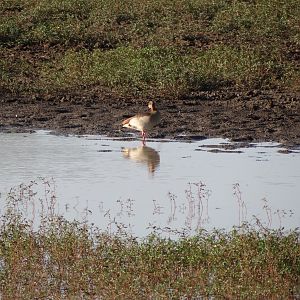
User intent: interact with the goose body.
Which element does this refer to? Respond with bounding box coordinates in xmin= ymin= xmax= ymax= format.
xmin=122 ymin=101 xmax=160 ymax=144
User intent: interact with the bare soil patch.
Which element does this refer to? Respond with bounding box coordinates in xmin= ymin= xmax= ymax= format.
xmin=1 ymin=88 xmax=299 ymax=148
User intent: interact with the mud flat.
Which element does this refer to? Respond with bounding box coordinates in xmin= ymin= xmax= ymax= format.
xmin=1 ymin=89 xmax=299 ymax=148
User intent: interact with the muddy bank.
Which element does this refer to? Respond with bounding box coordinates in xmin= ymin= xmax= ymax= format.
xmin=1 ymin=88 xmax=299 ymax=148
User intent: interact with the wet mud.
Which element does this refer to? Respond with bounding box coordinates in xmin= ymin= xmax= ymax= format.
xmin=1 ymin=88 xmax=299 ymax=148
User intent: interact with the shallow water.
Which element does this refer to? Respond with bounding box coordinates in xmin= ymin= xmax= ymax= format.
xmin=0 ymin=131 xmax=299 ymax=236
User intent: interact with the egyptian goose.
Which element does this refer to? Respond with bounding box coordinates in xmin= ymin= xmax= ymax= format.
xmin=122 ymin=101 xmax=160 ymax=144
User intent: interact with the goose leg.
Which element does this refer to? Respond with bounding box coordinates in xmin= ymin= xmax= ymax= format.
xmin=142 ymin=131 xmax=146 ymax=145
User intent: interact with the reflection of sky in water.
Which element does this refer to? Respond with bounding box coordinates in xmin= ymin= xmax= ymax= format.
xmin=0 ymin=131 xmax=299 ymax=237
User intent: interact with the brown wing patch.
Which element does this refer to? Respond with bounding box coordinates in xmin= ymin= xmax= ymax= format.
xmin=122 ymin=116 xmax=133 ymax=125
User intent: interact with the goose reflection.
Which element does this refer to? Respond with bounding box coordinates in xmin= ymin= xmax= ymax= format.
xmin=122 ymin=145 xmax=160 ymax=174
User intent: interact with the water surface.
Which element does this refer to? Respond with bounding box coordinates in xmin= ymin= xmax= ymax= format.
xmin=0 ymin=131 xmax=299 ymax=236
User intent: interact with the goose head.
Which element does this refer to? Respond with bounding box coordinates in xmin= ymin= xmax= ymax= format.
xmin=148 ymin=101 xmax=157 ymax=112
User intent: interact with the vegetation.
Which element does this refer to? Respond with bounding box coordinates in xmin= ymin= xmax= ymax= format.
xmin=0 ymin=0 xmax=299 ymax=97
xmin=0 ymin=181 xmax=299 ymax=298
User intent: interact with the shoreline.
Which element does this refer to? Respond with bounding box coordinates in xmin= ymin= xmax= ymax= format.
xmin=1 ymin=89 xmax=299 ymax=148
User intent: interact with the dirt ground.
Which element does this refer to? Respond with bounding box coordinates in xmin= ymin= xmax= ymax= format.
xmin=1 ymin=88 xmax=299 ymax=148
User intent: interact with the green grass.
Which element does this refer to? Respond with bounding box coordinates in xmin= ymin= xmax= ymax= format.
xmin=0 ymin=205 xmax=299 ymax=298
xmin=2 ymin=45 xmax=297 ymax=97
xmin=0 ymin=180 xmax=299 ymax=298
xmin=0 ymin=0 xmax=299 ymax=97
